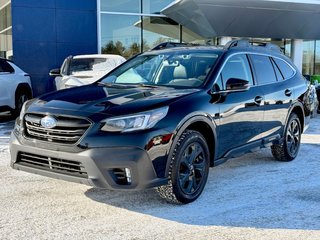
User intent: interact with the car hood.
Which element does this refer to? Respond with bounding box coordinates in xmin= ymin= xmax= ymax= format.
xmin=31 ymin=84 xmax=199 ymax=116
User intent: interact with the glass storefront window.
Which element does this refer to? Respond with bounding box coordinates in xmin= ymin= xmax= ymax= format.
xmin=101 ymin=14 xmax=141 ymax=59
xmin=0 ymin=3 xmax=11 ymax=31
xmin=142 ymin=0 xmax=173 ymax=14
xmin=100 ymin=0 xmax=140 ymax=13
xmin=303 ymin=40 xmax=315 ymax=75
xmin=0 ymin=1 xmax=12 ymax=59
xmin=182 ymin=26 xmax=212 ymax=44
xmin=142 ymin=16 xmax=179 ymax=51
xmin=315 ymin=41 xmax=320 ymax=75
xmin=284 ymin=39 xmax=291 ymax=57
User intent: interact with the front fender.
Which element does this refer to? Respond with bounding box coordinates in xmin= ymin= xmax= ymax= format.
xmin=164 ymin=113 xmax=218 ymax=178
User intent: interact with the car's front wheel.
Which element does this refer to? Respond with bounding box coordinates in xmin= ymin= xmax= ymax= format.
xmin=157 ymin=130 xmax=210 ymax=204
xmin=271 ymin=113 xmax=301 ymax=161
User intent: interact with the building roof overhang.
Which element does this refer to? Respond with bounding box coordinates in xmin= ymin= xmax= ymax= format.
xmin=162 ymin=0 xmax=320 ymax=39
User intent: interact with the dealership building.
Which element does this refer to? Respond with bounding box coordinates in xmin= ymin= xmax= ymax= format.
xmin=1 ymin=0 xmax=320 ymax=96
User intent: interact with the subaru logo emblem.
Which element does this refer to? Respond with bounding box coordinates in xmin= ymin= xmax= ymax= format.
xmin=40 ymin=116 xmax=57 ymax=129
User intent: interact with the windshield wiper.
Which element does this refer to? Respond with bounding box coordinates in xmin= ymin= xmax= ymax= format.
xmin=97 ymin=82 xmax=135 ymax=89
xmin=135 ymin=83 xmax=159 ymax=88
xmin=98 ymin=82 xmax=170 ymax=89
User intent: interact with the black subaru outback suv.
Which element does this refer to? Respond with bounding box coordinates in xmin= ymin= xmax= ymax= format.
xmin=10 ymin=40 xmax=311 ymax=204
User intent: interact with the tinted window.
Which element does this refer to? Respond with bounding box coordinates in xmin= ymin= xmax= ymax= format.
xmin=273 ymin=58 xmax=295 ymax=79
xmin=0 ymin=60 xmax=14 ymax=73
xmin=250 ymin=55 xmax=276 ymax=85
xmin=221 ymin=54 xmax=253 ymax=89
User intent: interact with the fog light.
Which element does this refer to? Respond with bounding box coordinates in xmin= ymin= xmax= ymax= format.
xmin=125 ymin=168 xmax=132 ymax=183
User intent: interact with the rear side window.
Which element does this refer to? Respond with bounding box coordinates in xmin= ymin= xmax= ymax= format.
xmin=0 ymin=60 xmax=14 ymax=73
xmin=220 ymin=54 xmax=253 ymax=89
xmin=250 ymin=55 xmax=276 ymax=85
xmin=273 ymin=58 xmax=295 ymax=79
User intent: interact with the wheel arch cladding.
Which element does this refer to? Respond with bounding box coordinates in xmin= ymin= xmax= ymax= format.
xmin=166 ymin=115 xmax=217 ymax=178
xmin=290 ymin=105 xmax=304 ymax=132
xmin=186 ymin=121 xmax=215 ymax=167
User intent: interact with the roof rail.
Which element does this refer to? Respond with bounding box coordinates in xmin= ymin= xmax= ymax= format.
xmin=262 ymin=43 xmax=282 ymax=53
xmin=224 ymin=40 xmax=250 ymax=50
xmin=151 ymin=42 xmax=200 ymax=51
xmin=224 ymin=39 xmax=282 ymax=53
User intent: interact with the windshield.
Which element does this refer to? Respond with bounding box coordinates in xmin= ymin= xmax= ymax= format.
xmin=69 ymin=57 xmax=125 ymax=74
xmin=100 ymin=51 xmax=220 ymax=88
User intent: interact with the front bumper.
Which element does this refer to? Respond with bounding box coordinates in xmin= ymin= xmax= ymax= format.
xmin=10 ymin=133 xmax=168 ymax=190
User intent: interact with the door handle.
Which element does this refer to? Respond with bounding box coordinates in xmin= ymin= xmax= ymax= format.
xmin=254 ymin=96 xmax=263 ymax=105
xmin=285 ymin=89 xmax=292 ymax=97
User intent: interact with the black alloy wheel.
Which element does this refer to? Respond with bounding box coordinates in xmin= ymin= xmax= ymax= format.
xmin=178 ymin=142 xmax=206 ymax=195
xmin=157 ymin=130 xmax=210 ymax=204
xmin=271 ymin=113 xmax=301 ymax=161
xmin=285 ymin=118 xmax=301 ymax=158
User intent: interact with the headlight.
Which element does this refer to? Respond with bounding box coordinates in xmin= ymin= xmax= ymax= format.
xmin=14 ymin=101 xmax=29 ymax=134
xmin=101 ymin=106 xmax=169 ymax=132
xmin=19 ymin=101 xmax=28 ymax=122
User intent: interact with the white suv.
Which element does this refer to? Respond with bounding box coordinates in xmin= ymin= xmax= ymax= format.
xmin=50 ymin=54 xmax=126 ymax=90
xmin=0 ymin=58 xmax=33 ymax=116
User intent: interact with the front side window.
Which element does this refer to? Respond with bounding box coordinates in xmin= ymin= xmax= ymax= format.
xmin=250 ymin=55 xmax=277 ymax=85
xmin=220 ymin=54 xmax=253 ymax=89
xmin=101 ymin=51 xmax=220 ymax=88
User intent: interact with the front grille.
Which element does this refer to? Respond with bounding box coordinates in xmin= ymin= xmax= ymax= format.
xmin=17 ymin=152 xmax=88 ymax=178
xmin=24 ymin=113 xmax=91 ymax=144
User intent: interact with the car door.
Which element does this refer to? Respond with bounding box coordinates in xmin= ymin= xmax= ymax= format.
xmin=0 ymin=59 xmax=16 ymax=109
xmin=249 ymin=54 xmax=293 ymax=139
xmin=216 ymin=54 xmax=265 ymax=158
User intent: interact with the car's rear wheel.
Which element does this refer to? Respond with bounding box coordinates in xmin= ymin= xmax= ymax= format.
xmin=271 ymin=113 xmax=301 ymax=161
xmin=157 ymin=130 xmax=210 ymax=204
xmin=11 ymin=91 xmax=29 ymax=117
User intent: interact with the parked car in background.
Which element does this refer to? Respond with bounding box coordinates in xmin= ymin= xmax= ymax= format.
xmin=0 ymin=58 xmax=33 ymax=116
xmin=50 ymin=54 xmax=126 ymax=90
xmin=316 ymin=85 xmax=320 ymax=113
xmin=304 ymin=75 xmax=319 ymax=117
xmin=308 ymin=83 xmax=319 ymax=117
xmin=11 ymin=40 xmax=311 ymax=204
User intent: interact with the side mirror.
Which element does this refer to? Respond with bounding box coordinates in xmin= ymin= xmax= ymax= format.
xmin=49 ymin=68 xmax=61 ymax=77
xmin=226 ymin=78 xmax=250 ymax=91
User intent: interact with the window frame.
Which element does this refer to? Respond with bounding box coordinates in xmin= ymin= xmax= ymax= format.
xmin=270 ymin=57 xmax=284 ymax=81
xmin=213 ymin=53 xmax=255 ymax=91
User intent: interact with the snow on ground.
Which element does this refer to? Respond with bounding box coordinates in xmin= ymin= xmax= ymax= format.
xmin=0 ymin=113 xmax=14 ymax=145
xmin=0 ymin=115 xmax=320 ymax=239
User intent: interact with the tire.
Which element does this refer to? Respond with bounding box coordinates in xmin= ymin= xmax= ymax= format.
xmin=10 ymin=90 xmax=29 ymax=117
xmin=271 ymin=113 xmax=301 ymax=161
xmin=157 ymin=130 xmax=210 ymax=204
